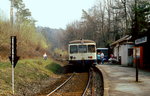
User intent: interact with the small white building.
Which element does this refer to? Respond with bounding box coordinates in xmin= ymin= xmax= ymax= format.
xmin=110 ymin=35 xmax=134 ymax=66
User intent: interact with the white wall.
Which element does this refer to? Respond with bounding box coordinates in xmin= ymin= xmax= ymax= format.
xmin=120 ymin=45 xmax=128 ymax=66
xmin=113 ymin=44 xmax=134 ymax=66
xmin=120 ymin=44 xmax=134 ymax=66
xmin=114 ymin=46 xmax=118 ymax=57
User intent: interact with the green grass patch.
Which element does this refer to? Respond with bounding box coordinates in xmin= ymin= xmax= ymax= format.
xmin=0 ymin=58 xmax=62 ymax=95
xmin=0 ymin=62 xmax=11 ymax=68
xmin=45 ymin=62 xmax=63 ymax=74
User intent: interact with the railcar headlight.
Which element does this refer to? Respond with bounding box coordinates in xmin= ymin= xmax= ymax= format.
xmin=88 ymin=56 xmax=93 ymax=59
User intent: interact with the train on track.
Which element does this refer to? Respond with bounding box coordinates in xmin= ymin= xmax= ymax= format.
xmin=68 ymin=39 xmax=97 ymax=68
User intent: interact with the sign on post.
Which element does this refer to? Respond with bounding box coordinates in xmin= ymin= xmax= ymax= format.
xmin=135 ymin=36 xmax=147 ymax=45
xmin=9 ymin=36 xmax=19 ymax=68
xmin=9 ymin=36 xmax=19 ymax=94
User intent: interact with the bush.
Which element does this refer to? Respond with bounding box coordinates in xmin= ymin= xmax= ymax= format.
xmin=0 ymin=16 xmax=49 ymax=59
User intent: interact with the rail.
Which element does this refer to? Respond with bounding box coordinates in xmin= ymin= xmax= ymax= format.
xmin=82 ymin=66 xmax=104 ymax=96
xmin=46 ymin=72 xmax=75 ymax=96
xmin=82 ymin=69 xmax=92 ymax=96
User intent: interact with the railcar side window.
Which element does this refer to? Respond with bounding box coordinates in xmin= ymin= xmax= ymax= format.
xmin=70 ymin=45 xmax=78 ymax=53
xmin=88 ymin=45 xmax=95 ymax=52
xmin=78 ymin=45 xmax=87 ymax=53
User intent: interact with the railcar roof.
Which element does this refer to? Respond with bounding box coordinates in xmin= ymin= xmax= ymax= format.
xmin=69 ymin=40 xmax=95 ymax=44
xmin=97 ymin=48 xmax=108 ymax=50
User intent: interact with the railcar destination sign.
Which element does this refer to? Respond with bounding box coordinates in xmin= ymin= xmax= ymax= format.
xmin=135 ymin=36 xmax=147 ymax=45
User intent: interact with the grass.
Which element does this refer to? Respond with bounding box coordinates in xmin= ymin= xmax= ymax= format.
xmin=45 ymin=62 xmax=63 ymax=74
xmin=0 ymin=58 xmax=63 ymax=95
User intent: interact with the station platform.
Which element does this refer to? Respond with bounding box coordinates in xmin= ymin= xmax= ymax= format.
xmin=96 ymin=63 xmax=150 ymax=96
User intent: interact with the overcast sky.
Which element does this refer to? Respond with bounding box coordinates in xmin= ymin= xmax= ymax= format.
xmin=0 ymin=0 xmax=96 ymax=29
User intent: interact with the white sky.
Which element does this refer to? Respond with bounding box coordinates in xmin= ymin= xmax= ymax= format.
xmin=0 ymin=0 xmax=96 ymax=29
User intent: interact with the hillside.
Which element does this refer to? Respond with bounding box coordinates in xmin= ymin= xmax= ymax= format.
xmin=36 ymin=26 xmax=65 ymax=50
xmin=0 ymin=58 xmax=64 ymax=96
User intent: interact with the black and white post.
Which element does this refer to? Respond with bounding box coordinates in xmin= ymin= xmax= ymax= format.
xmin=9 ymin=36 xmax=19 ymax=94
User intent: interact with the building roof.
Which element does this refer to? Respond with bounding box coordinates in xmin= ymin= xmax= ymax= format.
xmin=110 ymin=35 xmax=132 ymax=46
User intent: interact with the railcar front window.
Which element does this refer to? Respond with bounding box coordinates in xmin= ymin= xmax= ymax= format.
xmin=88 ymin=45 xmax=95 ymax=52
xmin=78 ymin=45 xmax=87 ymax=53
xmin=70 ymin=45 xmax=78 ymax=53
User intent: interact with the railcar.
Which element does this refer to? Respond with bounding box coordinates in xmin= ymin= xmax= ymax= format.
xmin=68 ymin=39 xmax=96 ymax=68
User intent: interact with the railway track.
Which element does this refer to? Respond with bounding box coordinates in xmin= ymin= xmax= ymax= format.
xmin=46 ymin=72 xmax=75 ymax=96
xmin=47 ymin=71 xmax=89 ymax=96
xmin=46 ymin=67 xmax=104 ymax=96
xmin=35 ymin=64 xmax=104 ymax=96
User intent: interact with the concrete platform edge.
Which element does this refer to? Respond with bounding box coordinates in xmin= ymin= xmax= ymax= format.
xmin=96 ymin=65 xmax=110 ymax=96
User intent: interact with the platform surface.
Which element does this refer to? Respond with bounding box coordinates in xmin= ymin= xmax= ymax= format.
xmin=96 ymin=64 xmax=150 ymax=96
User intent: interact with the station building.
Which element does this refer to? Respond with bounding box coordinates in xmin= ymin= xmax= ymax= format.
xmin=110 ymin=34 xmax=150 ymax=70
xmin=110 ymin=35 xmax=134 ymax=67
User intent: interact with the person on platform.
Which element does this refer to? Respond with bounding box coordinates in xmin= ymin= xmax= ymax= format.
xmin=43 ymin=53 xmax=47 ymax=60
xmin=97 ymin=52 xmax=101 ymax=64
xmin=100 ymin=51 xmax=104 ymax=64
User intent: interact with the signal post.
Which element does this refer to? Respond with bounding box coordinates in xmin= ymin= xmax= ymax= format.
xmin=9 ymin=36 xmax=19 ymax=94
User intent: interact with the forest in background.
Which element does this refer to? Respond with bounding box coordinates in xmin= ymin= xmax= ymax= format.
xmin=63 ymin=0 xmax=150 ymax=48
xmin=40 ymin=0 xmax=150 ymax=51
xmin=0 ymin=0 xmax=150 ymax=60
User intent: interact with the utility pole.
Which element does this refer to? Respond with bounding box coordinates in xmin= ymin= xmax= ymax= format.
xmin=124 ymin=0 xmax=128 ymax=35
xmin=10 ymin=0 xmax=14 ymax=25
xmin=121 ymin=0 xmax=127 ymax=35
xmin=135 ymin=0 xmax=139 ymax=82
